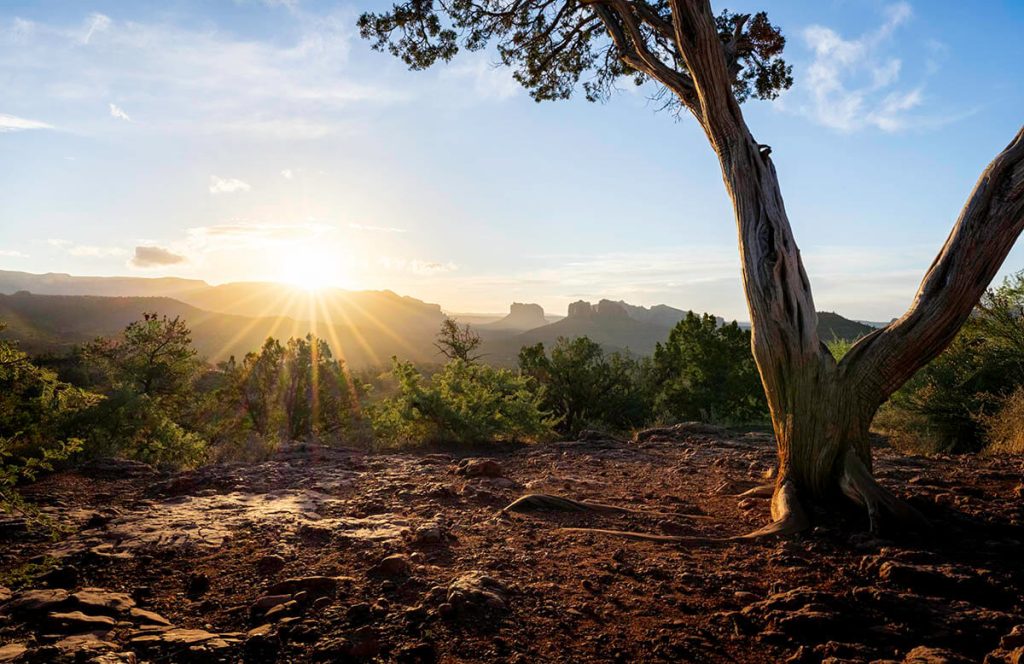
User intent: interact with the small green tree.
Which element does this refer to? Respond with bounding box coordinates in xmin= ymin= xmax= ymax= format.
xmin=435 ymin=317 xmax=483 ymax=362
xmin=519 ymin=337 xmax=650 ymax=437
xmin=238 ymin=338 xmax=286 ymax=437
xmin=371 ymin=358 xmax=553 ymax=447
xmin=281 ymin=334 xmax=358 ymax=440
xmin=887 ymin=272 xmax=1024 ymax=451
xmin=77 ymin=313 xmax=207 ymax=468
xmin=649 ymin=312 xmax=766 ymax=424
xmin=1 ymin=326 xmax=94 ymax=524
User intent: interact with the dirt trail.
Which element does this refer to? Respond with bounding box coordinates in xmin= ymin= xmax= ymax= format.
xmin=1 ymin=429 xmax=1022 ymax=663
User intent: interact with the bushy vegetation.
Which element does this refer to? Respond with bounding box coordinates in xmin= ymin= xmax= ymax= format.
xmin=519 ymin=337 xmax=650 ymax=437
xmin=370 ymin=358 xmax=553 ymax=447
xmin=649 ymin=313 xmax=767 ymax=424
xmin=877 ymin=273 xmax=1024 ymax=453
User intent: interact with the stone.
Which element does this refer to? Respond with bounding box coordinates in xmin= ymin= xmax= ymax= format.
xmin=903 ymin=646 xmax=973 ymax=663
xmin=38 ymin=564 xmax=78 ymax=589
xmin=0 ymin=643 xmax=27 ymax=663
xmin=252 ymin=594 xmax=292 ymax=613
xmin=72 ymin=588 xmax=136 ymax=616
xmin=457 ymin=458 xmax=503 ymax=478
xmin=256 ymin=554 xmax=287 ymax=575
xmin=129 ymin=607 xmax=172 ymax=626
xmin=1 ymin=588 xmax=70 ymax=616
xmin=1004 ymin=626 xmax=1024 ymax=650
xmin=48 ymin=610 xmax=117 ymax=632
xmin=412 ymin=523 xmax=446 ymax=545
xmin=186 ymin=572 xmax=210 ymax=597
xmin=374 ymin=554 xmax=411 ymax=578
xmin=54 ymin=633 xmax=119 ymax=654
xmin=266 ymin=576 xmax=338 ymax=597
xmin=446 ymin=571 xmax=510 ymax=614
xmin=396 ymin=642 xmax=438 ymax=663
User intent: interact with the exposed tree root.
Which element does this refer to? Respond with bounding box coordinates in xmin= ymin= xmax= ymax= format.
xmin=737 ymin=484 xmax=775 ymax=498
xmin=502 ymin=493 xmax=710 ymax=519
xmin=840 ymin=449 xmax=930 ymax=534
xmin=505 ymin=484 xmax=808 ymax=544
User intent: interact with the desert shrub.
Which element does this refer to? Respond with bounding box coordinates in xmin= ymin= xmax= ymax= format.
xmin=826 ymin=337 xmax=853 ymax=361
xmin=371 ymin=358 xmax=554 ymax=447
xmin=649 ymin=313 xmax=767 ymax=424
xmin=0 ymin=327 xmax=93 ymax=524
xmin=884 ymin=273 xmax=1024 ymax=452
xmin=280 ymin=334 xmax=360 ymax=441
xmin=978 ymin=386 xmax=1024 ymax=454
xmin=518 ymin=337 xmax=651 ymax=437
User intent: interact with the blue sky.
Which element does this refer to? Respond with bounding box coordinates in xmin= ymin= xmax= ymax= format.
xmin=1 ymin=0 xmax=1022 ymax=321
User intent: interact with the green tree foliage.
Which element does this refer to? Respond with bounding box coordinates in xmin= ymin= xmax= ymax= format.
xmin=887 ymin=273 xmax=1024 ymax=452
xmin=434 ymin=317 xmax=483 ymax=362
xmin=371 ymin=358 xmax=553 ymax=447
xmin=1 ymin=325 xmax=93 ymax=523
xmin=236 ymin=338 xmax=286 ymax=437
xmin=518 ymin=337 xmax=649 ymax=437
xmin=76 ymin=313 xmax=206 ymax=468
xmin=280 ymin=334 xmax=359 ymax=440
xmin=649 ymin=313 xmax=766 ymax=423
xmin=358 ymin=2 xmax=791 ymax=108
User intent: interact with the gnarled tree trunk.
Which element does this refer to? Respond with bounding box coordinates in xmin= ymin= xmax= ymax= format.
xmin=659 ymin=0 xmax=1024 ymax=534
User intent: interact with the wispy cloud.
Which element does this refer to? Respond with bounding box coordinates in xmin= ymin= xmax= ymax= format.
xmin=0 ymin=10 xmax=406 ymax=139
xmin=350 ymin=223 xmax=406 ymax=234
xmin=188 ymin=222 xmax=332 ymax=246
xmin=379 ymin=257 xmax=458 ymax=275
xmin=108 ymin=103 xmax=131 ymax=121
xmin=68 ymin=245 xmax=128 ymax=257
xmin=0 ymin=249 xmax=28 ymax=258
xmin=280 ymin=169 xmax=294 ymax=180
xmin=439 ymin=54 xmax=520 ymax=101
xmin=209 ymin=176 xmax=251 ymax=194
xmin=798 ymin=3 xmax=936 ymax=132
xmin=0 ymin=113 xmax=53 ymax=133
xmin=129 ymin=245 xmax=186 ymax=268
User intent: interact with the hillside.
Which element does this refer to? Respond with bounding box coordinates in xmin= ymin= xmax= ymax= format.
xmin=816 ymin=311 xmax=876 ymax=342
xmin=0 ymin=292 xmax=438 ymax=368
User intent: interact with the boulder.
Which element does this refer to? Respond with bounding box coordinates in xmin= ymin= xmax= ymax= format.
xmin=1 ymin=588 xmax=71 ymax=617
xmin=47 ymin=610 xmax=117 ymax=632
xmin=374 ymin=554 xmax=411 ymax=578
xmin=457 ymin=458 xmax=503 ymax=478
xmin=446 ymin=572 xmax=510 ymax=615
xmin=71 ymin=588 xmax=135 ymax=617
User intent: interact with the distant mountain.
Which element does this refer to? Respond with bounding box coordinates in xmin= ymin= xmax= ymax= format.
xmin=816 ymin=312 xmax=875 ymax=342
xmin=480 ymin=299 xmax=672 ymax=365
xmin=615 ymin=301 xmax=724 ymax=328
xmin=478 ymin=303 xmax=548 ymax=333
xmin=0 ymin=270 xmax=204 ymax=298
xmin=0 ymin=292 xmax=439 ymax=369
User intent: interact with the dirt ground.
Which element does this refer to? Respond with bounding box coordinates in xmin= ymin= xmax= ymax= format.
xmin=1 ymin=425 xmax=1022 ymax=663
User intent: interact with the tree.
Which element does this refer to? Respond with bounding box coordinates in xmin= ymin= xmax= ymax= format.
xmin=371 ymin=357 xmax=553 ymax=446
xmin=85 ymin=313 xmax=199 ymax=406
xmin=519 ymin=337 xmax=649 ymax=436
xmin=238 ymin=338 xmax=286 ymax=437
xmin=435 ymin=317 xmax=483 ymax=362
xmin=888 ymin=272 xmax=1024 ymax=452
xmin=280 ymin=334 xmax=357 ymax=440
xmin=649 ymin=313 xmax=766 ymax=423
xmin=360 ymin=0 xmax=1024 ymax=536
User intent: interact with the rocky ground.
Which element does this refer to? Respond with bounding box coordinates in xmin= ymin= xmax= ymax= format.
xmin=1 ymin=425 xmax=1023 ymax=664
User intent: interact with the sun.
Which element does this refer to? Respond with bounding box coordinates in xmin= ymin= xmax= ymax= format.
xmin=276 ymin=246 xmax=350 ymax=292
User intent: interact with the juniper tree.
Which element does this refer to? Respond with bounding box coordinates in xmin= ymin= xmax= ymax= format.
xmin=360 ymin=0 xmax=1024 ymax=536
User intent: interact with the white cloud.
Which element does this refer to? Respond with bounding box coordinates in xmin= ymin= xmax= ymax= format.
xmin=80 ymin=13 xmax=111 ymax=45
xmin=281 ymin=169 xmax=294 ymax=179
xmin=378 ymin=257 xmax=458 ymax=275
xmin=209 ymin=176 xmax=251 ymax=194
xmin=129 ymin=245 xmax=187 ymax=268
xmin=108 ymin=103 xmax=131 ymax=121
xmin=0 ymin=249 xmax=28 ymax=258
xmin=0 ymin=113 xmax=53 ymax=133
xmin=799 ymin=2 xmax=927 ymax=132
xmin=68 ymin=245 xmax=128 ymax=257
xmin=0 ymin=11 xmax=406 ymax=139
xmin=439 ymin=54 xmax=520 ymax=101
xmin=349 ymin=223 xmax=406 ymax=234
xmin=188 ymin=222 xmax=332 ymax=247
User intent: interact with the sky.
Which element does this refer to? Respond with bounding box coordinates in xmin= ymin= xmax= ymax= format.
xmin=1 ymin=0 xmax=1022 ymax=322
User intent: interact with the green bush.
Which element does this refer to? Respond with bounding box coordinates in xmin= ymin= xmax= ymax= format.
xmin=370 ymin=358 xmax=554 ymax=447
xmin=0 ymin=326 xmax=94 ymax=524
xmin=518 ymin=337 xmax=650 ymax=437
xmin=649 ymin=312 xmax=767 ymax=424
xmin=885 ymin=273 xmax=1024 ymax=452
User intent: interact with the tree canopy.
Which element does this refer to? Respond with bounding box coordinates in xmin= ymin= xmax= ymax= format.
xmin=359 ymin=0 xmax=792 ymax=112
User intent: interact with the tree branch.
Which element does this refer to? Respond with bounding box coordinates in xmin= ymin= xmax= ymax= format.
xmin=842 ymin=126 xmax=1024 ymax=401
